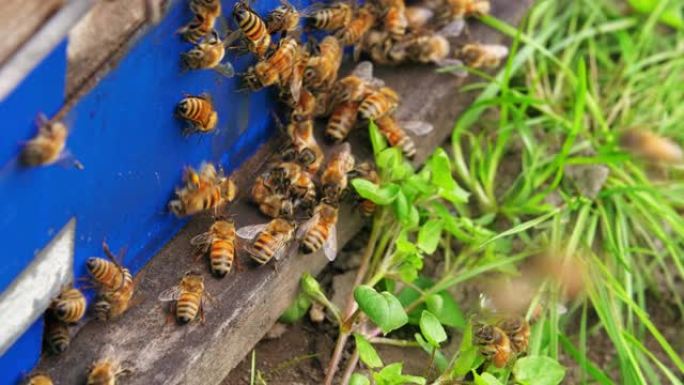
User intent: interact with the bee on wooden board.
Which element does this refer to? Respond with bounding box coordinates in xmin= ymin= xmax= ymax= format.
xmin=297 ymin=200 xmax=339 ymax=261
xmin=169 ymin=162 xmax=237 ymax=217
xmin=349 ymin=161 xmax=380 ymax=216
xmin=251 ymin=172 xmax=295 ymax=218
xmin=159 ymin=271 xmax=208 ymax=324
xmin=375 ymin=115 xmax=434 ymax=159
xmin=330 ymin=61 xmax=385 ymax=107
xmin=177 ymin=0 xmax=222 ymax=43
xmin=176 ymin=93 xmax=218 ymax=135
xmin=270 ymin=161 xmax=317 ymax=209
xmin=460 ymin=43 xmax=509 ymax=69
xmin=303 ymin=36 xmax=343 ymax=92
xmin=25 ymin=374 xmax=53 ymax=385
xmin=266 ymin=0 xmax=300 ymax=36
xmin=359 ymin=86 xmax=400 ymax=121
xmin=231 ymin=0 xmax=272 ymax=58
xmin=191 ymin=219 xmax=238 ymax=278
xmin=321 ymin=142 xmax=355 ymax=203
xmin=325 ymin=100 xmax=362 ymax=143
xmin=43 ymin=313 xmax=70 ymax=355
xmin=272 ymin=112 xmax=324 ymax=174
xmin=181 ymin=29 xmax=235 ymax=78
xmin=20 ymin=114 xmax=83 ymax=169
xmin=49 ymin=286 xmax=87 ymax=324
xmin=86 ymin=242 xmax=132 ymax=294
xmin=304 ymin=2 xmax=353 ymax=31
xmin=86 ymin=346 xmax=132 ymax=385
xmin=243 ymin=36 xmax=302 ymax=101
xmin=237 ymin=218 xmax=296 ymax=265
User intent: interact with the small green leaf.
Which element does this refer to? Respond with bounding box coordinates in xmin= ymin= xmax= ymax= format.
xmin=414 ymin=333 xmax=448 ymax=372
xmin=407 ymin=206 xmax=420 ymax=229
xmin=377 ymin=147 xmax=403 ymax=173
xmin=278 ymin=291 xmax=311 ymax=323
xmin=397 ymin=277 xmax=433 ymax=325
xmin=392 ymin=189 xmax=410 ymax=222
xmin=451 ymin=346 xmax=482 ymax=378
xmin=369 ymin=120 xmax=388 ymax=155
xmin=300 ymin=273 xmax=328 ymax=304
xmin=425 ymin=292 xmax=466 ymax=329
xmin=354 ymin=333 xmax=383 ymax=368
xmin=513 ymin=356 xmax=566 ymax=385
xmin=417 ymin=219 xmax=443 ymax=254
xmin=354 ymin=286 xmax=409 ymax=334
xmin=419 ymin=310 xmax=447 ymax=347
xmin=351 ymin=179 xmax=400 ymax=205
xmin=427 ymin=148 xmax=469 ymax=204
xmin=349 ymin=373 xmax=370 ymax=385
xmin=473 ymin=372 xmax=504 ymax=385
xmin=373 ymin=363 xmax=426 ymax=385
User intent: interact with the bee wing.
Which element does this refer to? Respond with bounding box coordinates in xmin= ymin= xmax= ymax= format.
xmin=438 ymin=19 xmax=466 ymax=37
xmin=436 ymin=58 xmax=467 ymax=78
xmin=322 ymin=225 xmax=338 ymax=261
xmin=351 ymin=61 xmax=374 ymax=81
xmin=399 ymin=120 xmax=434 ymax=136
xmin=295 ymin=213 xmax=319 ymax=240
xmin=236 ymin=223 xmax=268 ymax=240
xmin=272 ymin=237 xmax=296 ymax=261
xmin=485 ymin=44 xmax=509 ymax=59
xmin=189 ymin=232 xmax=213 ymax=247
xmin=158 ymin=286 xmax=182 ymax=302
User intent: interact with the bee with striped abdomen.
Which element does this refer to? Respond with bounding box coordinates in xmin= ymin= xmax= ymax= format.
xmin=87 ymin=242 xmax=131 ymax=293
xmin=359 ymin=86 xmax=400 ymax=121
xmin=176 ymin=93 xmax=218 ymax=135
xmin=266 ymin=0 xmax=300 ymax=36
xmin=271 ymin=162 xmax=317 ymax=209
xmin=325 ymin=101 xmax=361 ymax=143
xmin=251 ymin=172 xmax=295 ymax=218
xmin=191 ymin=219 xmax=237 ymax=278
xmin=321 ymin=143 xmax=355 ymax=203
xmin=87 ymin=346 xmax=132 ymax=385
xmin=159 ymin=271 xmax=207 ymax=324
xmin=243 ymin=36 xmax=301 ymax=100
xmin=178 ymin=0 xmax=222 ymax=43
xmin=329 ymin=61 xmax=383 ymax=107
xmin=378 ymin=0 xmax=408 ymax=38
xmin=473 ymin=323 xmax=512 ymax=368
xmin=297 ymin=201 xmax=339 ymax=261
xmin=237 ymin=218 xmax=296 ymax=265
xmin=375 ymin=115 xmax=433 ymax=159
xmin=49 ymin=286 xmax=86 ymax=324
xmin=303 ymin=36 xmax=343 ymax=92
xmin=169 ymin=162 xmax=237 ymax=217
xmin=232 ymin=0 xmax=271 ymax=58
xmin=43 ymin=313 xmax=70 ymax=354
xmin=305 ymin=2 xmax=353 ymax=31
xmin=181 ymin=30 xmax=235 ymax=78
xmin=335 ymin=4 xmax=376 ymax=48
xmin=460 ymin=43 xmax=509 ymax=69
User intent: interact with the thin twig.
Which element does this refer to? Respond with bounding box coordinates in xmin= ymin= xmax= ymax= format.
xmin=340 ymin=349 xmax=360 ymax=385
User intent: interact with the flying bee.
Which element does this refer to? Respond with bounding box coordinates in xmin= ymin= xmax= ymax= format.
xmin=305 ymin=2 xmax=353 ymax=31
xmin=297 ymin=201 xmax=339 ymax=261
xmin=237 ymin=218 xmax=296 ymax=265
xmin=620 ymin=129 xmax=683 ymax=164
xmin=460 ymin=43 xmax=509 ymax=69
xmin=190 ymin=219 xmax=237 ymax=278
xmin=243 ymin=36 xmax=302 ymax=101
xmin=473 ymin=323 xmax=512 ymax=368
xmin=181 ymin=30 xmax=235 ymax=78
xmin=49 ymin=286 xmax=86 ymax=324
xmin=26 ymin=374 xmax=53 ymax=385
xmin=177 ymin=0 xmax=222 ymax=43
xmin=497 ymin=317 xmax=530 ymax=354
xmin=266 ymin=0 xmax=300 ymax=36
xmin=321 ymin=143 xmax=355 ymax=203
xmin=303 ymin=36 xmax=343 ymax=92
xmin=176 ymin=93 xmax=218 ymax=135
xmin=325 ymin=101 xmax=361 ymax=143
xmin=169 ymin=163 xmax=237 ymax=217
xmin=86 ymin=242 xmax=131 ymax=293
xmin=43 ymin=313 xmax=70 ymax=355
xmin=251 ymin=172 xmax=295 ymax=218
xmin=159 ymin=271 xmax=207 ymax=324
xmin=87 ymin=347 xmax=132 ymax=385
xmin=335 ymin=4 xmax=376 ymax=48
xmin=375 ymin=115 xmax=433 ymax=159
xmin=350 ymin=161 xmax=379 ymax=216
xmin=232 ymin=0 xmax=271 ymax=58
xmin=359 ymin=86 xmax=400 ymax=121
xmin=20 ymin=115 xmax=82 ymax=169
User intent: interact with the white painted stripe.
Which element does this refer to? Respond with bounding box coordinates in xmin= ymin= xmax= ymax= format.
xmin=0 ymin=218 xmax=76 ymax=355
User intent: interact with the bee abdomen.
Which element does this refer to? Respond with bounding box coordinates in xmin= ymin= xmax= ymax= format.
xmin=209 ymin=241 xmax=234 ymax=277
xmin=397 ymin=136 xmax=416 ymax=159
xmin=44 ymin=321 xmax=70 ymax=354
xmin=251 ymin=236 xmax=275 ymax=264
xmin=176 ymin=293 xmax=201 ymax=323
xmin=302 ymin=228 xmax=326 ymax=254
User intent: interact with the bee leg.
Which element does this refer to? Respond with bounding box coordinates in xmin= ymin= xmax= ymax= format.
xmin=182 ymin=125 xmax=198 ymax=137
xmin=198 ymin=302 xmax=206 ymax=324
xmin=214 ymin=62 xmax=235 ymax=78
xmin=165 ymin=302 xmax=176 ymax=326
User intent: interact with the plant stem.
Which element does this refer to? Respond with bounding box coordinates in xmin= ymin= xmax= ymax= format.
xmin=340 ymin=349 xmax=360 ymax=385
xmin=370 ymin=337 xmax=420 ymax=348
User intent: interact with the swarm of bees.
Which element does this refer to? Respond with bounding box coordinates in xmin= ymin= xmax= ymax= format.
xmin=27 ymin=0 xmax=518 ymax=381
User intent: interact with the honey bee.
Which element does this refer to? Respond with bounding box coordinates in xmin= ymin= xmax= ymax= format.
xmin=620 ymin=129 xmax=683 ymax=164
xmin=291 ymin=89 xmax=317 ymax=122
xmin=378 ymin=0 xmax=408 ymax=38
xmin=169 ymin=163 xmax=237 ymax=217
xmin=43 ymin=314 xmax=70 ymax=354
xmin=497 ymin=317 xmax=530 ymax=354
xmin=159 ymin=271 xmax=207 ymax=324
xmin=176 ymin=94 xmax=218 ymax=135
xmin=321 ymin=143 xmax=355 ymax=203
xmin=305 ymin=2 xmax=353 ymax=31
xmin=375 ymin=115 xmax=433 ymax=159
xmin=350 ymin=161 xmax=379 ymax=216
xmin=329 ymin=61 xmax=383 ymax=107
xmin=314 ymin=90 xmax=334 ymax=118
xmin=237 ymin=218 xmax=296 ymax=265
xmin=26 ymin=374 xmax=53 ymax=385
xmin=20 ymin=115 xmax=81 ymax=168
xmin=178 ymin=0 xmax=222 ymax=43
xmin=297 ymin=201 xmax=339 ymax=260
xmin=460 ymin=43 xmax=509 ymax=69
xmin=266 ymin=0 xmax=300 ymax=36
xmin=303 ymin=36 xmax=343 ymax=91
xmin=232 ymin=0 xmax=271 ymax=58
xmin=283 ymin=119 xmax=324 ymax=173
xmin=404 ymin=5 xmax=434 ymax=31
xmin=87 ymin=348 xmax=131 ymax=385
xmin=251 ymin=172 xmax=295 ymax=218
xmin=243 ymin=36 xmax=301 ymax=99
xmin=325 ymin=101 xmax=361 ymax=143
xmin=86 ymin=242 xmax=132 ymax=293
xmin=335 ymin=5 xmax=376 ymax=47
xmin=445 ymin=0 xmax=490 ymax=19
xmin=93 ymin=281 xmax=136 ymax=321
xmin=473 ymin=323 xmax=512 ymax=368
xmin=359 ymin=86 xmax=400 ymax=121
xmin=181 ymin=30 xmax=235 ymax=78
xmin=270 ymin=161 xmax=317 ymax=208
xmin=190 ymin=219 xmax=237 ymax=278
xmin=49 ymin=286 xmax=87 ymax=324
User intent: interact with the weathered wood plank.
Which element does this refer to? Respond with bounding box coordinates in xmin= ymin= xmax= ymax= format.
xmin=35 ymin=1 xmax=532 ymax=384
xmin=0 ymin=0 xmax=65 ymax=66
